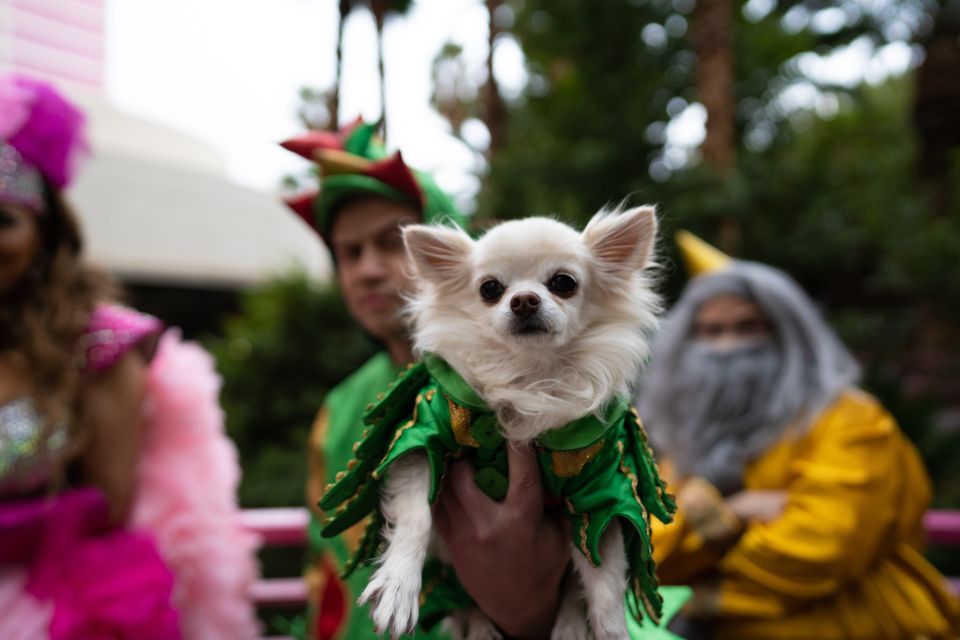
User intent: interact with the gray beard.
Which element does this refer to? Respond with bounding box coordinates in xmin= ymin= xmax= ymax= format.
xmin=667 ymin=341 xmax=791 ymax=494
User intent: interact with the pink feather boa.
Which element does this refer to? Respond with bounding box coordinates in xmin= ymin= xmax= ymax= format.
xmin=134 ymin=330 xmax=262 ymax=640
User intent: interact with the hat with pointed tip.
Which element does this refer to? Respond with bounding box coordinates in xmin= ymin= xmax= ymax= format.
xmin=676 ymin=230 xmax=732 ymax=277
xmin=280 ymin=119 xmax=465 ymax=239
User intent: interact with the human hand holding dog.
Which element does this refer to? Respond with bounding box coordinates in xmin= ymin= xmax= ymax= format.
xmin=433 ymin=445 xmax=569 ymax=639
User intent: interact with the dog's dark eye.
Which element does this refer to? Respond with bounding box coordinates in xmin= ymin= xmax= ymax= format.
xmin=547 ymin=273 xmax=578 ymax=298
xmin=479 ymin=279 xmax=505 ymax=303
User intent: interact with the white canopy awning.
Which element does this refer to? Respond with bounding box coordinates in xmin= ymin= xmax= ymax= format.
xmin=65 ymin=94 xmax=331 ymax=289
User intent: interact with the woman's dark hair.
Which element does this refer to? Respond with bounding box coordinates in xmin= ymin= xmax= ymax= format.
xmin=0 ymin=179 xmax=114 ymax=428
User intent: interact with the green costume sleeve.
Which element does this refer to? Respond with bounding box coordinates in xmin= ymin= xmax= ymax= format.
xmin=318 ymin=362 xmax=428 ymax=530
xmin=538 ymin=404 xmax=676 ymax=624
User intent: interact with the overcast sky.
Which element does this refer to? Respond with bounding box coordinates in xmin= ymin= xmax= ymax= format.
xmin=105 ymin=0 xmax=519 ymax=210
xmin=104 ymin=0 xmax=913 ymax=208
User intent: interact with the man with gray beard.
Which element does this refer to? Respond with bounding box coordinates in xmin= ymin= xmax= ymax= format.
xmin=637 ymin=233 xmax=959 ymax=640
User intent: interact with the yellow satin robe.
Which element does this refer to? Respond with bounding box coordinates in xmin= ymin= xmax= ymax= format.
xmin=652 ymin=390 xmax=960 ymax=639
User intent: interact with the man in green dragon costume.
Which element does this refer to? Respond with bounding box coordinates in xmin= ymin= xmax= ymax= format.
xmin=285 ymin=120 xmax=588 ymax=640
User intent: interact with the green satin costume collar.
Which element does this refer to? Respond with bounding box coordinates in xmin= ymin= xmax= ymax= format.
xmin=423 ymin=353 xmax=629 ymax=451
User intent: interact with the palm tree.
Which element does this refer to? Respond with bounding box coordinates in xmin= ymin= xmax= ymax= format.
xmin=691 ymin=0 xmax=739 ymax=251
xmin=692 ymin=0 xmax=735 ymax=173
xmin=328 ymin=0 xmax=359 ymax=130
xmin=483 ymin=0 xmax=507 ymax=153
xmin=913 ymin=0 xmax=960 ymax=213
xmin=368 ymin=0 xmax=414 ymax=140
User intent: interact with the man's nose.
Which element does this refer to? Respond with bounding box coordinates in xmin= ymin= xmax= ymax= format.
xmin=707 ymin=334 xmax=743 ymax=351
xmin=356 ymin=247 xmax=389 ymax=279
xmin=510 ymin=292 xmax=541 ymax=318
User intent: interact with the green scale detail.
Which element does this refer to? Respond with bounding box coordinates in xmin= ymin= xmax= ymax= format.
xmin=319 ymin=354 xmax=677 ymax=631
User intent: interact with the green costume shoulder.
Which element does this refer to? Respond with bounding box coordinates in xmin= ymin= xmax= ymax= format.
xmin=319 ymin=354 xmax=676 ymax=629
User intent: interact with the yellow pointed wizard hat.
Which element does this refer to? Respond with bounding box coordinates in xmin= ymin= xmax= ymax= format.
xmin=676 ymin=230 xmax=732 ymax=277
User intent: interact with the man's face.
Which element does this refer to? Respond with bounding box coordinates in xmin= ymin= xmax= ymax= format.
xmin=692 ymin=294 xmax=772 ymax=350
xmin=329 ymin=197 xmax=421 ymax=342
xmin=668 ymin=293 xmax=782 ymax=492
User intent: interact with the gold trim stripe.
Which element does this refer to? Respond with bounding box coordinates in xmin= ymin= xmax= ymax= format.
xmin=551 ymin=439 xmax=605 ymax=478
xmin=565 ymin=497 xmax=595 ymax=567
xmin=448 ymin=398 xmax=479 ymax=448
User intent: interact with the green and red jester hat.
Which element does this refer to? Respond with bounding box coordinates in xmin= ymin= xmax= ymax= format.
xmin=280 ymin=119 xmax=467 ymax=239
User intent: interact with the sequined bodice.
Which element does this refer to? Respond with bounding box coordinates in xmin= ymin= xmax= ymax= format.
xmin=0 ymin=304 xmax=161 ymax=499
xmin=0 ymin=397 xmax=68 ymax=497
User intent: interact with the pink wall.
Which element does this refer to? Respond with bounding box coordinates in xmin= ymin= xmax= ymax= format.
xmin=1 ymin=0 xmax=104 ymax=88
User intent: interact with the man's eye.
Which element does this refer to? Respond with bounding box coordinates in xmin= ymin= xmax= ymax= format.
xmin=336 ymin=246 xmax=362 ymax=262
xmin=546 ymin=273 xmax=578 ymax=297
xmin=380 ymin=231 xmax=405 ymax=251
xmin=479 ymin=279 xmax=505 ymax=302
xmin=694 ymin=323 xmax=723 ymax=338
xmin=737 ymin=319 xmax=771 ymax=336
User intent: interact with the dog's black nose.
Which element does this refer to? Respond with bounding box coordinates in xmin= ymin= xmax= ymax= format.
xmin=510 ymin=292 xmax=540 ymax=318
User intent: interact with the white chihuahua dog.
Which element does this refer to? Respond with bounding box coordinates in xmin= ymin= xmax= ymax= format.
xmin=359 ymin=206 xmax=660 ymax=639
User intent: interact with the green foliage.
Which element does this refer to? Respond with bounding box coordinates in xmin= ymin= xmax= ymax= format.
xmin=205 ymin=271 xmax=376 ymax=508
xmin=479 ymin=1 xmax=691 ymax=223
xmin=477 ymin=1 xmax=960 ymax=513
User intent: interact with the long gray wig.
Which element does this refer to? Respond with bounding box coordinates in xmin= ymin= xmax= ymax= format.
xmin=638 ymin=261 xmax=861 ymax=493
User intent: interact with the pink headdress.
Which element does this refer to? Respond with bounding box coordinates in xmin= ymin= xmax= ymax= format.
xmin=0 ymin=74 xmax=89 ymax=212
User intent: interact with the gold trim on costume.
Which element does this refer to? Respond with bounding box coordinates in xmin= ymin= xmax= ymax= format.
xmin=551 ymin=439 xmax=606 ymax=478
xmin=565 ymin=497 xmax=595 ymax=567
xmin=325 ymin=477 xmax=370 ymax=525
xmin=448 ymin=398 xmax=480 ymax=448
xmin=314 ymin=148 xmax=373 ymax=175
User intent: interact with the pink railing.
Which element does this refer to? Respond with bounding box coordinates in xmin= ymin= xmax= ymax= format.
xmin=245 ymin=508 xmax=960 ymax=610
xmin=242 ymin=508 xmax=310 ymax=547
xmin=925 ymin=510 xmax=960 ymax=546
xmin=925 ymin=510 xmax=960 ymax=594
xmin=241 ymin=508 xmax=310 ymax=607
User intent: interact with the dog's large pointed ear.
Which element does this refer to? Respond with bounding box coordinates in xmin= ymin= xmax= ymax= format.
xmin=403 ymin=224 xmax=473 ymax=286
xmin=583 ymin=206 xmax=657 ymax=273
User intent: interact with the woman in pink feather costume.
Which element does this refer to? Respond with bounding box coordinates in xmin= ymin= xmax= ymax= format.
xmin=0 ymin=74 xmax=260 ymax=639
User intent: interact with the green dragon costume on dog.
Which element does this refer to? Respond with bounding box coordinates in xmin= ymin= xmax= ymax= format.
xmin=319 ymin=353 xmax=677 ymax=631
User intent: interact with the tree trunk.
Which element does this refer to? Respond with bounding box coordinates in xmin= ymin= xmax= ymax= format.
xmin=483 ymin=0 xmax=507 ymax=154
xmin=370 ymin=1 xmax=388 ymax=141
xmin=692 ymin=0 xmax=739 ymax=251
xmin=328 ymin=0 xmax=352 ymax=130
xmin=692 ymin=0 xmax=735 ymax=174
xmin=914 ymin=4 xmax=960 ymax=214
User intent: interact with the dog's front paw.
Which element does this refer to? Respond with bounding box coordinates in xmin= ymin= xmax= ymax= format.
xmin=358 ymin=565 xmax=421 ymax=638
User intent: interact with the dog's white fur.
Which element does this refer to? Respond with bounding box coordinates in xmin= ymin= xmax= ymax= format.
xmin=362 ymin=206 xmax=660 ymax=639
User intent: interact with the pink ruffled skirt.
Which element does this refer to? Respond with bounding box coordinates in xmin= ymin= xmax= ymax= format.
xmin=0 ymin=487 xmax=180 ymax=640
